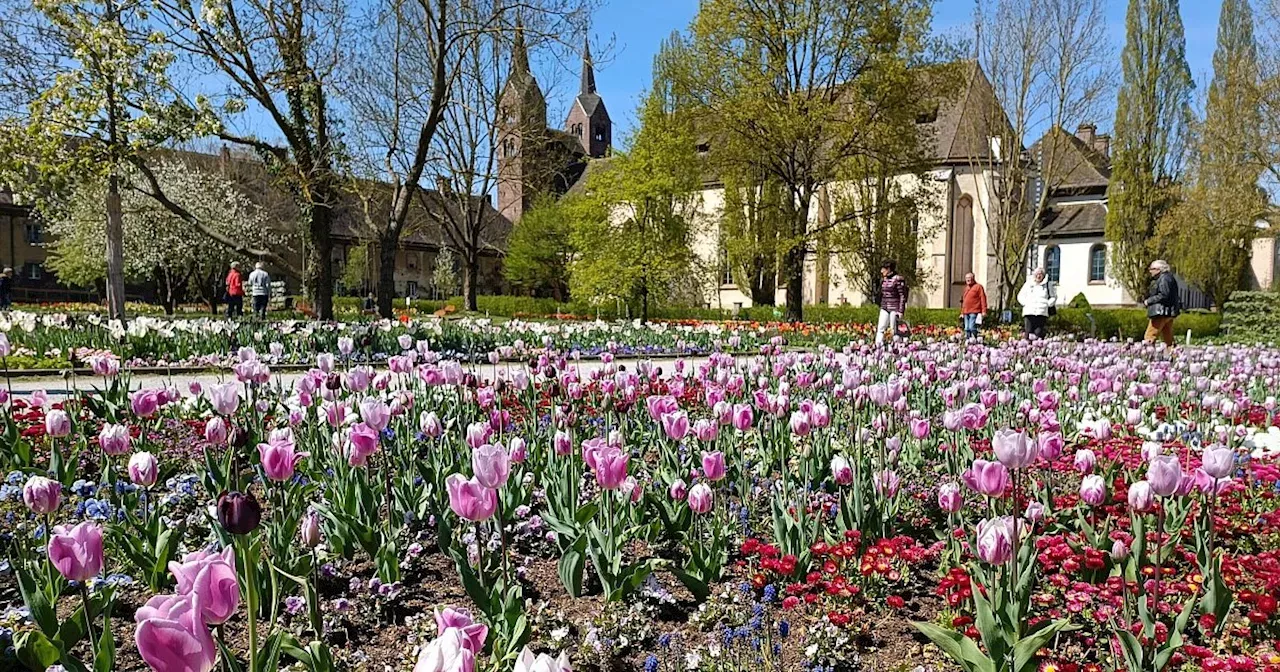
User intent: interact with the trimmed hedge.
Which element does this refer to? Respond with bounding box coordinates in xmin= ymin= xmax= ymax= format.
xmin=332 ymin=293 xmax=1223 ymax=341
xmin=1221 ymin=291 xmax=1280 ymax=342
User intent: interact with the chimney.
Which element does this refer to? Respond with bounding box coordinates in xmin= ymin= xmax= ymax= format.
xmin=1092 ymin=133 xmax=1110 ymax=158
xmin=1075 ymin=123 xmax=1096 ymax=146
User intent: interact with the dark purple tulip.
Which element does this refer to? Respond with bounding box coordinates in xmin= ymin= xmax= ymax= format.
xmin=217 ymin=491 xmax=262 ymax=535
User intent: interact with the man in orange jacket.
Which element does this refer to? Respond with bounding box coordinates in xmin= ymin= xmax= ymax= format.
xmin=960 ymin=272 xmax=987 ymax=340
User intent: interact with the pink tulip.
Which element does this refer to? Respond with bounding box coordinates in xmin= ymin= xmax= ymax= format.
xmin=206 ymin=383 xmax=239 ymax=416
xmin=187 ymin=548 xmax=240 ymax=625
xmin=830 ymin=455 xmax=853 ymax=486
xmin=134 ymin=594 xmax=218 ymax=672
xmin=347 ymin=422 xmax=380 ymax=467
xmin=992 ymin=428 xmax=1037 ymax=469
xmin=1127 ymin=480 xmax=1155 ymax=512
xmin=508 ymin=437 xmax=528 ymax=464
xmin=204 ymin=417 xmax=228 ymax=445
xmin=131 ymin=389 xmax=161 ymax=418
xmin=645 ymin=395 xmax=679 ymax=421
xmin=359 ymin=398 xmax=391 ymax=432
xmin=1079 ymin=475 xmax=1106 ymax=506
xmin=592 ymin=446 xmax=629 ymax=490
xmin=445 ymin=474 xmax=498 ymax=522
xmin=553 ymin=430 xmax=572 ymax=456
xmin=693 ymin=418 xmax=718 ymax=442
xmin=1111 ymin=540 xmax=1129 ymax=559
xmin=22 ymin=476 xmax=61 ymax=514
xmin=129 ymin=452 xmax=159 ymax=487
xmin=96 ymin=422 xmax=131 ymax=455
xmin=1200 ymin=445 xmax=1236 ymax=480
xmin=419 ymin=411 xmax=444 ymax=438
xmin=962 ymin=459 xmax=1010 ymax=496
xmin=47 ymin=521 xmax=104 ymax=582
xmin=301 ymin=511 xmax=323 ymax=548
xmin=661 ymin=411 xmax=689 ymax=441
xmin=669 ymin=479 xmax=688 ymax=501
xmin=1024 ymin=501 xmax=1045 ymax=523
xmin=1038 ymin=432 xmax=1064 ymax=461
xmin=1073 ymin=448 xmax=1096 ymax=474
xmin=788 ymin=411 xmax=811 ymax=436
xmin=731 ymin=403 xmax=754 ymax=431
xmin=909 ymin=418 xmax=930 ymax=440
xmin=809 ymin=402 xmax=831 ymax=428
xmin=472 ymin=444 xmax=511 ymax=489
xmin=937 ymin=482 xmax=962 ymax=513
xmin=515 ymin=647 xmax=573 ymax=672
xmin=44 ymin=409 xmax=72 ymax=438
xmin=433 ymin=607 xmax=488 ymax=654
xmin=687 ymin=483 xmax=714 ymax=514
xmin=1147 ymin=455 xmax=1182 ymax=497
xmin=873 ymin=470 xmax=900 ymax=498
xmin=465 ymin=422 xmax=491 ymax=449
xmin=701 ymin=451 xmax=727 ymax=481
xmin=414 ymin=628 xmax=476 ymax=672
xmin=259 ymin=439 xmax=308 ymax=482
xmin=976 ymin=516 xmax=1017 ymax=565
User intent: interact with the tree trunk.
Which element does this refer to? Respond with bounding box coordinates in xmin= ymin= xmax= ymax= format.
xmin=306 ymin=200 xmax=335 ymax=320
xmin=377 ymin=232 xmax=398 ymax=319
xmin=783 ymin=199 xmax=808 ymax=323
xmin=462 ymin=256 xmax=478 ymax=312
xmin=105 ymin=173 xmax=126 ymax=321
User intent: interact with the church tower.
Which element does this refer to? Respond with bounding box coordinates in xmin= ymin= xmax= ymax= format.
xmin=497 ymin=17 xmax=547 ymax=223
xmin=565 ymin=36 xmax=611 ymax=158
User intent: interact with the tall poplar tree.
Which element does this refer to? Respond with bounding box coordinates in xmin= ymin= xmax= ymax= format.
xmin=1105 ymin=0 xmax=1195 ymax=298
xmin=1158 ymin=0 xmax=1267 ymax=305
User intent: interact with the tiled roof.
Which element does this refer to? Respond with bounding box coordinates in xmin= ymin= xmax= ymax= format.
xmin=1040 ymin=202 xmax=1107 ymax=238
xmin=1029 ymin=127 xmax=1111 ymax=192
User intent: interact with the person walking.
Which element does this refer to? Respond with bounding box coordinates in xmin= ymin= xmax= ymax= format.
xmin=0 ymin=267 xmax=13 ymax=311
xmin=224 ymin=262 xmax=244 ymax=319
xmin=1017 ymin=267 xmax=1055 ymax=339
xmin=248 ymin=262 xmax=271 ymax=319
xmin=875 ymin=260 xmax=908 ymax=346
xmin=960 ymin=272 xmax=987 ymax=340
xmin=1143 ymin=259 xmax=1181 ymax=346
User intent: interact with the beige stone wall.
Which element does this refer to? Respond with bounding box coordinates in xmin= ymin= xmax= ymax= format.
xmin=1250 ymin=236 xmax=1277 ymax=291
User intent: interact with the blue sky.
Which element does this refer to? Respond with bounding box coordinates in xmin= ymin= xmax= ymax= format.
xmin=580 ymin=0 xmax=1228 ymax=141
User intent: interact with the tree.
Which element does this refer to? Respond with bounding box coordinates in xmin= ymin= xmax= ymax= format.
xmin=0 ymin=0 xmax=209 ymax=319
xmin=716 ymin=162 xmax=784 ymax=306
xmin=504 ymin=195 xmax=574 ymax=300
xmin=340 ymin=243 xmax=371 ymax=295
xmin=1105 ymin=0 xmax=1195 ymax=298
xmin=432 ymin=248 xmax=458 ymax=299
xmin=570 ymin=38 xmax=702 ymax=322
xmin=678 ymin=0 xmax=936 ymax=322
xmin=970 ymin=0 xmax=1114 ymax=309
xmin=1158 ymin=0 xmax=1267 ymax=306
xmin=43 ymin=160 xmax=287 ymax=312
xmin=146 ymin=0 xmax=357 ymax=320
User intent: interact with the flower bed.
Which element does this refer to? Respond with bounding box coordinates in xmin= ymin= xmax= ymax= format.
xmin=2 ymin=336 xmax=1279 ymax=672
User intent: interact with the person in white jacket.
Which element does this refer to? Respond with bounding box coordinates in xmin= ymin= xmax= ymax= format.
xmin=1017 ymin=267 xmax=1056 ymax=339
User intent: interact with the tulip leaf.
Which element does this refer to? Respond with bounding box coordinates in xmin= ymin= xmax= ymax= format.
xmin=557 ymin=536 xmax=588 ymax=597
xmin=15 ymin=566 xmax=58 ymax=636
xmin=93 ymin=622 xmax=115 ymax=672
xmin=53 ymin=604 xmax=86 ymax=650
xmin=1012 ymin=618 xmax=1076 ymax=672
xmin=14 ymin=630 xmax=61 ymax=671
xmin=911 ymin=621 xmax=995 ymax=672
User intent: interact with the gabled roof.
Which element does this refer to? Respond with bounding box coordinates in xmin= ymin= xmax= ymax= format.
xmin=1029 ymin=126 xmax=1111 ymax=193
xmin=925 ymin=61 xmax=1015 ymax=163
xmin=1040 ymin=202 xmax=1107 ymax=238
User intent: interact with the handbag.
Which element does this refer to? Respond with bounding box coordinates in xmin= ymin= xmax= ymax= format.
xmin=1046 ymin=282 xmax=1057 ymax=316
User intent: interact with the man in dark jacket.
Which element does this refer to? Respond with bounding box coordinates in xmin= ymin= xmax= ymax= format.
xmin=1143 ymin=259 xmax=1180 ymax=346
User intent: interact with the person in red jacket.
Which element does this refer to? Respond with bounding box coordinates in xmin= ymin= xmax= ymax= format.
xmin=960 ymin=273 xmax=988 ymax=340
xmin=224 ymin=262 xmax=244 ymax=319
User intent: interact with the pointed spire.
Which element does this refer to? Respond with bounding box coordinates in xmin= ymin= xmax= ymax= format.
xmin=580 ymin=35 xmax=596 ymax=95
xmin=512 ymin=14 xmax=531 ymax=75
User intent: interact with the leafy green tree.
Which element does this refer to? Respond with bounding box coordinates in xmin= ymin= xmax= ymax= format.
xmin=1158 ymin=0 xmax=1267 ymax=307
xmin=432 ymin=248 xmax=459 ymax=299
xmin=717 ymin=163 xmax=784 ymax=306
xmin=1105 ymin=0 xmax=1195 ymax=298
xmin=504 ymin=196 xmax=574 ymax=300
xmin=570 ymin=37 xmax=702 ymax=323
xmin=0 ymin=0 xmax=212 ymax=319
xmin=677 ymin=0 xmax=936 ymax=321
xmin=340 ymin=243 xmax=371 ymax=295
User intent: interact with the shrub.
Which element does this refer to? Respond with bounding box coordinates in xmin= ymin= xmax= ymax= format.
xmin=1067 ymin=293 xmax=1091 ymax=309
xmin=1221 ymin=291 xmax=1280 ymax=342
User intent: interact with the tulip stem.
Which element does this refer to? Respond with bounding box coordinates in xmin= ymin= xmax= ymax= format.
xmin=243 ymin=541 xmax=259 ymax=672
xmin=80 ymin=583 xmax=97 ymax=658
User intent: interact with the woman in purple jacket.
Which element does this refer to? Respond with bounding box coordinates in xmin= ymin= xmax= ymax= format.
xmin=875 ymin=260 xmax=908 ymax=346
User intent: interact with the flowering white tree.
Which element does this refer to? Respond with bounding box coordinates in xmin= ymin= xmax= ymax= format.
xmin=44 ymin=160 xmax=291 ymax=312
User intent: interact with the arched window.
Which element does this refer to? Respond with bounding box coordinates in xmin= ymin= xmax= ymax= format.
xmin=1044 ymin=246 xmax=1061 ymax=282
xmin=950 ymin=195 xmax=975 ymax=282
xmin=1088 ymin=244 xmax=1106 ymax=282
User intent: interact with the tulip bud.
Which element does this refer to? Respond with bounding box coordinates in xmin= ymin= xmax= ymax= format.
xmin=23 ymin=476 xmax=61 ymax=514
xmin=300 ymin=511 xmax=323 ymax=548
xmin=217 ymin=491 xmax=262 ymax=535
xmin=229 ymin=426 xmax=250 ymax=449
xmin=1111 ymin=539 xmax=1129 ymax=560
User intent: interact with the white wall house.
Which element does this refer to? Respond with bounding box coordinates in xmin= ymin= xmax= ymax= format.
xmin=689 ymin=63 xmax=1013 ymax=312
